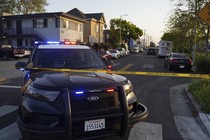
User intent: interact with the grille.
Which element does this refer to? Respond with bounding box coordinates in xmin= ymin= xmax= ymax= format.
xmin=70 ymin=91 xmax=120 ymax=115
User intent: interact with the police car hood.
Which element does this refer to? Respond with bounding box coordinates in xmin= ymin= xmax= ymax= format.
xmin=31 ymin=71 xmax=127 ymax=89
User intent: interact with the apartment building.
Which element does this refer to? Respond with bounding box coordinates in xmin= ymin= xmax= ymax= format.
xmin=67 ymin=8 xmax=106 ymax=45
xmin=0 ymin=12 xmax=86 ymax=48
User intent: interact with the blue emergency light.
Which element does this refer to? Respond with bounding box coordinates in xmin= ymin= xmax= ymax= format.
xmin=75 ymin=91 xmax=84 ymax=95
xmin=35 ymin=41 xmax=60 ymax=45
xmin=46 ymin=41 xmax=60 ymax=44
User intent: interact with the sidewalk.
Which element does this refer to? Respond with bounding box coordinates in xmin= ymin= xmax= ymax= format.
xmin=184 ymin=87 xmax=210 ymax=136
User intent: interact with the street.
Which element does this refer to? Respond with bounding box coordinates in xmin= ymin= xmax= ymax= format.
xmin=0 ymin=52 xmax=209 ymax=140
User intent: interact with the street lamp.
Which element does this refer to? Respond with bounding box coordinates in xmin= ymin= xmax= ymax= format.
xmin=143 ymin=29 xmax=146 ymax=48
xmin=119 ymin=14 xmax=127 ymax=45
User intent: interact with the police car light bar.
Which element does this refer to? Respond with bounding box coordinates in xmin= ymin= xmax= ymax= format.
xmin=35 ymin=41 xmax=77 ymax=45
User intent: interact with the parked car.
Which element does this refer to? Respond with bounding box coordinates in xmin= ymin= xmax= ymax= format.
xmin=130 ymin=45 xmax=140 ymax=53
xmin=109 ymin=49 xmax=121 ymax=59
xmin=98 ymin=50 xmax=112 ymax=60
xmin=147 ymin=47 xmax=158 ymax=55
xmin=164 ymin=53 xmax=193 ymax=71
xmin=116 ymin=48 xmax=126 ymax=57
xmin=0 ymin=44 xmax=25 ymax=60
xmin=139 ymin=47 xmax=144 ymax=52
xmin=23 ymin=48 xmax=31 ymax=57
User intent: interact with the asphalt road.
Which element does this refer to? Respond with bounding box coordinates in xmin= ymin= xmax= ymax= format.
xmin=113 ymin=53 xmax=190 ymax=140
xmin=0 ymin=52 xmax=209 ymax=140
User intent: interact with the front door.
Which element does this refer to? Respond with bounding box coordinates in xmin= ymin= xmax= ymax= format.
xmin=16 ymin=20 xmax=22 ymax=34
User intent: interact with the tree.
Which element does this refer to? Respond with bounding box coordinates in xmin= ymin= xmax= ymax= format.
xmin=0 ymin=0 xmax=48 ymax=15
xmin=162 ymin=0 xmax=210 ymax=53
xmin=0 ymin=0 xmax=16 ymax=14
xmin=109 ymin=18 xmax=143 ymax=46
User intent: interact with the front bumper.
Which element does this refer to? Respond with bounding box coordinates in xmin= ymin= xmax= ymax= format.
xmin=17 ymin=116 xmax=66 ymax=140
xmin=17 ymin=87 xmax=148 ymax=140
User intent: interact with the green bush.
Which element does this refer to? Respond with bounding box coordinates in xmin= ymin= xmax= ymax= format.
xmin=196 ymin=58 xmax=210 ymax=74
xmin=195 ymin=53 xmax=210 ymax=74
xmin=189 ymin=79 xmax=210 ymax=113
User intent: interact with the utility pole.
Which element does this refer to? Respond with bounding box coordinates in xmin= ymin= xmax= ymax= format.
xmin=143 ymin=29 xmax=146 ymax=48
xmin=119 ymin=14 xmax=127 ymax=45
xmin=193 ymin=0 xmax=197 ymax=65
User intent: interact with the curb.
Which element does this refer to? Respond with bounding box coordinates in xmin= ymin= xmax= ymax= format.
xmin=184 ymin=87 xmax=210 ymax=136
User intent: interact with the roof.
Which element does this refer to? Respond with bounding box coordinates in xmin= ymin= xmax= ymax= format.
xmin=67 ymin=8 xmax=105 ymax=23
xmin=67 ymin=8 xmax=86 ymax=19
xmin=85 ymin=13 xmax=104 ymax=20
xmin=0 ymin=12 xmax=86 ymax=23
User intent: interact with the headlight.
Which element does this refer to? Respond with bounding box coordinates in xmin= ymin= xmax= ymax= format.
xmin=122 ymin=80 xmax=133 ymax=95
xmin=25 ymin=85 xmax=60 ymax=101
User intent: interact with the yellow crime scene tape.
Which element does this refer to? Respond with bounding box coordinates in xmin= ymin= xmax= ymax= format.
xmin=28 ymin=67 xmax=210 ymax=79
xmin=1 ymin=64 xmax=210 ymax=79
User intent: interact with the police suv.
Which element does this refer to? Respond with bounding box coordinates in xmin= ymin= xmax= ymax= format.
xmin=15 ymin=41 xmax=148 ymax=140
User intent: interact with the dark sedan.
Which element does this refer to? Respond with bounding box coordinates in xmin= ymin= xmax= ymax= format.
xmin=164 ymin=53 xmax=193 ymax=71
xmin=147 ymin=47 xmax=157 ymax=55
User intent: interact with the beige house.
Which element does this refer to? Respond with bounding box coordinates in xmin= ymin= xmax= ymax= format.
xmin=67 ymin=8 xmax=106 ymax=44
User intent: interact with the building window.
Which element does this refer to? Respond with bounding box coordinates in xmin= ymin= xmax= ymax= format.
xmin=5 ymin=21 xmax=13 ymax=29
xmin=101 ymin=25 xmax=103 ymax=33
xmin=33 ymin=19 xmax=47 ymax=28
xmin=63 ymin=20 xmax=69 ymax=28
xmin=77 ymin=24 xmax=82 ymax=31
xmin=96 ymin=25 xmax=99 ymax=33
xmin=17 ymin=39 xmax=22 ymax=47
xmin=67 ymin=21 xmax=82 ymax=31
xmin=25 ymin=39 xmax=28 ymax=46
xmin=70 ymin=21 xmax=77 ymax=30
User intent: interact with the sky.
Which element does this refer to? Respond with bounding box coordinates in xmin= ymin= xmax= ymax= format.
xmin=46 ymin=0 xmax=175 ymax=44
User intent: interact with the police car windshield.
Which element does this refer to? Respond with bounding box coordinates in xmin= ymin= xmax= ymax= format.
xmin=32 ymin=49 xmax=106 ymax=69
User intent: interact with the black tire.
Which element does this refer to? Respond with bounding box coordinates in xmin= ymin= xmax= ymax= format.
xmin=14 ymin=57 xmax=19 ymax=60
xmin=186 ymin=68 xmax=191 ymax=72
xmin=164 ymin=61 xmax=167 ymax=68
xmin=167 ymin=63 xmax=171 ymax=70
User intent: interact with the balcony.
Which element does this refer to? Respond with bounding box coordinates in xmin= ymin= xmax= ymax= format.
xmin=1 ymin=27 xmax=45 ymax=41
xmin=2 ymin=27 xmax=34 ymax=35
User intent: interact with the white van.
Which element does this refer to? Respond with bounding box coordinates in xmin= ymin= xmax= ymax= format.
xmin=158 ymin=41 xmax=173 ymax=57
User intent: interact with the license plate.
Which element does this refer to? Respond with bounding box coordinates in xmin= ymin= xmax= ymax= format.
xmin=84 ymin=118 xmax=105 ymax=132
xmin=180 ymin=65 xmax=185 ymax=68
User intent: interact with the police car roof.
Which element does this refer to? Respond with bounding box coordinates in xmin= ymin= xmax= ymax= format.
xmin=37 ymin=45 xmax=90 ymax=49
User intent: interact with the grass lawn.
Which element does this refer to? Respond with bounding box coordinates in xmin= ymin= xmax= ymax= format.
xmin=188 ymin=79 xmax=210 ymax=114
